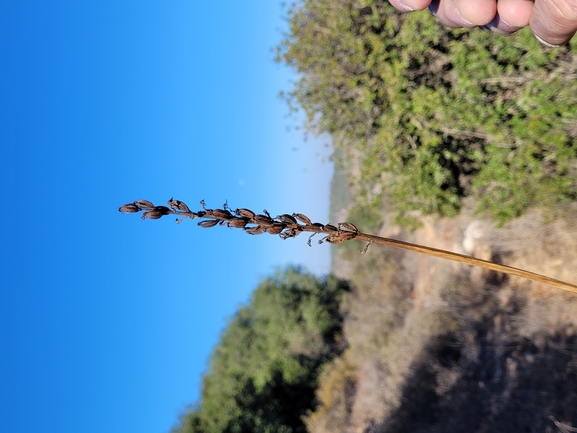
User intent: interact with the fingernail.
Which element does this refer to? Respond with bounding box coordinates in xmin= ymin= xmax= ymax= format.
xmin=399 ymin=1 xmax=414 ymax=12
xmin=534 ymin=34 xmax=563 ymax=48
xmin=456 ymin=9 xmax=473 ymax=26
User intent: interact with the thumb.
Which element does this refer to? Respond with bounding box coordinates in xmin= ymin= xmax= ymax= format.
xmin=530 ymin=0 xmax=577 ymax=46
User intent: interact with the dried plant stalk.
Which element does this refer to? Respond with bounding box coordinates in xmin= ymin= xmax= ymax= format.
xmin=119 ymin=199 xmax=577 ymax=296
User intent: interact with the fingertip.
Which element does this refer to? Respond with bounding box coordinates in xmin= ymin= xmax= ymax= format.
xmin=401 ymin=0 xmax=433 ymax=11
xmin=457 ymin=0 xmax=498 ymax=26
xmin=530 ymin=0 xmax=577 ymax=46
xmin=497 ymin=0 xmax=533 ymax=28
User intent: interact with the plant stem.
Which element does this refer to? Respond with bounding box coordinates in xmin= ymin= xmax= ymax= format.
xmin=355 ymin=232 xmax=577 ymax=295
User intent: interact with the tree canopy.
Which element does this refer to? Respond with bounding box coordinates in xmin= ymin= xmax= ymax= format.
xmin=277 ymin=0 xmax=577 ymax=226
xmin=171 ymin=267 xmax=350 ymax=433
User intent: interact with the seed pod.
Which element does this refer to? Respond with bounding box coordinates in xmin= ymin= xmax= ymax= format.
xmin=168 ymin=198 xmax=190 ymax=212
xmin=244 ymin=225 xmax=265 ymax=235
xmin=327 ymin=232 xmax=357 ymax=244
xmin=154 ymin=206 xmax=171 ymax=215
xmin=208 ymin=209 xmax=233 ymax=220
xmin=226 ymin=217 xmax=249 ymax=228
xmin=197 ymin=219 xmax=219 ymax=228
xmin=339 ymin=222 xmax=358 ymax=233
xmin=253 ymin=214 xmax=274 ymax=226
xmin=235 ymin=208 xmax=255 ymax=219
xmin=134 ymin=200 xmax=155 ymax=209
xmin=276 ymin=214 xmax=298 ymax=226
xmin=292 ymin=213 xmax=312 ymax=225
xmin=323 ymin=235 xmax=343 ymax=244
xmin=311 ymin=223 xmax=325 ymax=231
xmin=142 ymin=209 xmax=164 ymax=220
xmin=323 ymin=223 xmax=338 ymax=233
xmin=119 ymin=203 xmax=140 ymax=213
xmin=266 ymin=223 xmax=286 ymax=235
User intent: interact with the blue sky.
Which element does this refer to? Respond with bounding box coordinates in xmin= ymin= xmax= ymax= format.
xmin=1 ymin=2 xmax=333 ymax=432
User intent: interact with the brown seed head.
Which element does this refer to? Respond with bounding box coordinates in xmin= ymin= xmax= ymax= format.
xmin=266 ymin=223 xmax=286 ymax=235
xmin=226 ymin=217 xmax=250 ymax=228
xmin=142 ymin=209 xmax=164 ymax=220
xmin=339 ymin=222 xmax=358 ymax=233
xmin=253 ymin=214 xmax=274 ymax=226
xmin=235 ymin=208 xmax=255 ymax=219
xmin=208 ymin=209 xmax=233 ymax=220
xmin=324 ymin=224 xmax=338 ymax=233
xmin=292 ymin=213 xmax=312 ymax=225
xmin=276 ymin=214 xmax=298 ymax=226
xmin=198 ymin=219 xmax=220 ymax=228
xmin=168 ymin=198 xmax=190 ymax=212
xmin=119 ymin=203 xmax=140 ymax=213
xmin=134 ymin=200 xmax=155 ymax=209
xmin=244 ymin=225 xmax=265 ymax=235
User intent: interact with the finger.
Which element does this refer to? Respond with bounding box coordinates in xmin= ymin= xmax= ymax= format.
xmin=391 ymin=0 xmax=432 ymax=11
xmin=388 ymin=0 xmax=420 ymax=12
xmin=429 ymin=0 xmax=497 ymax=27
xmin=530 ymin=0 xmax=577 ymax=46
xmin=483 ymin=15 xmax=524 ymax=34
xmin=484 ymin=0 xmax=532 ymax=34
xmin=497 ymin=0 xmax=533 ymax=27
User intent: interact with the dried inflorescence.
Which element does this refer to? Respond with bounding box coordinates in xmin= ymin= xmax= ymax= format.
xmin=118 ymin=198 xmax=359 ymax=246
xmin=119 ymin=197 xmax=577 ymax=295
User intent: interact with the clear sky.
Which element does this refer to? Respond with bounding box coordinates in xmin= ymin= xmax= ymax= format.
xmin=0 ymin=2 xmax=333 ymax=432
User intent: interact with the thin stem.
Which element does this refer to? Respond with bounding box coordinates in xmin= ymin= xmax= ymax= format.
xmin=355 ymin=232 xmax=577 ymax=295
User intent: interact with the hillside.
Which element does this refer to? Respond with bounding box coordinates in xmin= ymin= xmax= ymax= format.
xmin=315 ymin=193 xmax=577 ymax=432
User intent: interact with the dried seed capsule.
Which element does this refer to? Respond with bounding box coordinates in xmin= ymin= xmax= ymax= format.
xmin=142 ymin=209 xmax=164 ymax=220
xmin=253 ymin=214 xmax=274 ymax=226
xmin=266 ymin=223 xmax=286 ymax=235
xmin=323 ymin=223 xmax=338 ymax=233
xmin=235 ymin=208 xmax=255 ymax=219
xmin=244 ymin=225 xmax=265 ymax=235
xmin=339 ymin=222 xmax=358 ymax=233
xmin=119 ymin=203 xmax=140 ymax=213
xmin=168 ymin=198 xmax=190 ymax=212
xmin=323 ymin=235 xmax=343 ymax=244
xmin=276 ymin=214 xmax=298 ymax=226
xmin=134 ymin=200 xmax=155 ymax=209
xmin=292 ymin=213 xmax=312 ymax=225
xmin=323 ymin=230 xmax=358 ymax=244
xmin=197 ymin=219 xmax=219 ymax=228
xmin=311 ymin=223 xmax=325 ymax=231
xmin=154 ymin=206 xmax=171 ymax=215
xmin=226 ymin=217 xmax=250 ymax=228
xmin=209 ymin=209 xmax=233 ymax=220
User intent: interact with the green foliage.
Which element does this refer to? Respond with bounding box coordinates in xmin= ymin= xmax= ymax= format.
xmin=277 ymin=0 xmax=577 ymax=226
xmin=171 ymin=267 xmax=350 ymax=433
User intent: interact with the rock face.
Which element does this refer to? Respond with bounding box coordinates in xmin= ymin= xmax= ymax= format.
xmin=317 ymin=207 xmax=577 ymax=433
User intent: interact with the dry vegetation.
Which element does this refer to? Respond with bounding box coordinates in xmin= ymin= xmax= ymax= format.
xmin=310 ymin=200 xmax=577 ymax=432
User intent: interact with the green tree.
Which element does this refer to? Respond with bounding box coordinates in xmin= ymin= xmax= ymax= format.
xmin=171 ymin=267 xmax=350 ymax=433
xmin=277 ymin=0 xmax=577 ymax=226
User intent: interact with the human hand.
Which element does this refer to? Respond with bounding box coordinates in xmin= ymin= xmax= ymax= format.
xmin=387 ymin=0 xmax=577 ymax=46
